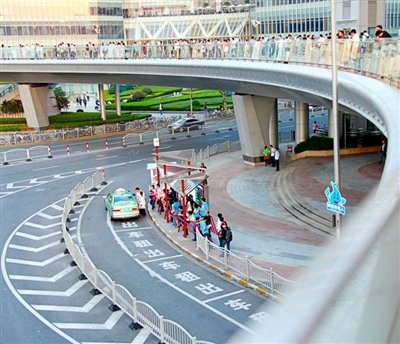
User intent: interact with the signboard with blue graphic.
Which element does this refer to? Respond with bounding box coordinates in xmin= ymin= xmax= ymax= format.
xmin=325 ymin=181 xmax=346 ymax=215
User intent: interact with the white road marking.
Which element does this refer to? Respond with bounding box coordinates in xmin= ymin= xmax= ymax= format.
xmin=10 ymin=266 xmax=77 ymax=282
xmin=32 ymin=294 xmax=105 ymax=312
xmin=18 ymin=280 xmax=88 ymax=296
xmin=33 ymin=166 xmax=59 ymax=171
xmin=131 ymin=328 xmax=152 ymax=343
xmin=54 ymin=310 xmax=124 ymax=329
xmin=25 ymin=221 xmax=61 ymax=229
xmin=51 ymin=204 xmax=64 ymax=211
xmin=106 ymin=218 xmax=256 ymax=335
xmin=1 ymin=200 xmax=80 ymax=344
xmin=96 ymin=155 xmax=118 ymax=161
xmin=38 ymin=212 xmax=63 ymax=220
xmin=6 ymin=183 xmax=25 ymax=189
xmin=141 ymin=254 xmax=183 ymax=264
xmin=6 ymin=253 xmax=65 ymax=266
xmin=203 ymin=290 xmax=246 ymax=304
xmin=9 ymin=240 xmax=60 ymax=252
xmin=114 ymin=227 xmax=152 ymax=233
xmin=16 ymin=231 xmax=60 ymax=241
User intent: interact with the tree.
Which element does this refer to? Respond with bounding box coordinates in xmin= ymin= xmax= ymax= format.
xmin=203 ymin=2 xmax=209 ymax=7
xmin=0 ymin=99 xmax=24 ymax=117
xmin=53 ymin=86 xmax=70 ymax=111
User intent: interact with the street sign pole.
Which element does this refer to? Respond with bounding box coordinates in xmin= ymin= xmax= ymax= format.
xmin=154 ymin=138 xmax=160 ymax=185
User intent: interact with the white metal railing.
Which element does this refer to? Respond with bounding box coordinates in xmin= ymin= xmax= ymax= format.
xmin=1 ymin=40 xmax=399 ymax=88
xmin=195 ymin=229 xmax=295 ymax=298
xmin=61 ymin=170 xmax=210 ymax=344
xmin=1 ymin=145 xmax=49 ymax=165
xmin=190 ymin=140 xmax=240 ymax=166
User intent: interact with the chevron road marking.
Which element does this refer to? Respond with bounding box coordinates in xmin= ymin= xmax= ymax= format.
xmin=54 ymin=310 xmax=124 ymax=329
xmin=25 ymin=222 xmax=62 ymax=229
xmin=37 ymin=212 xmax=63 ymax=220
xmin=9 ymin=240 xmax=60 ymax=252
xmin=131 ymin=329 xmax=152 ymax=344
xmin=6 ymin=183 xmax=26 ymax=189
xmin=0 ymin=192 xmax=13 ymax=196
xmin=6 ymin=253 xmax=65 ymax=266
xmin=16 ymin=231 xmax=60 ymax=241
xmin=32 ymin=294 xmax=105 ymax=312
xmin=51 ymin=204 xmax=64 ymax=211
xmin=18 ymin=280 xmax=88 ymax=296
xmin=9 ymin=266 xmax=77 ymax=282
xmin=29 ymin=179 xmax=47 ymax=184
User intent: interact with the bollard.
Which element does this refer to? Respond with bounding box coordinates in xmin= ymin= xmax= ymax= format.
xmin=105 ymin=139 xmax=109 ymax=150
xmin=122 ymin=136 xmax=126 ymax=147
xmin=101 ymin=169 xmax=108 ymax=185
xmin=86 ymin=142 xmax=90 ymax=152
xmin=47 ymin=145 xmax=53 ymax=158
xmin=67 ymin=144 xmax=70 ymax=156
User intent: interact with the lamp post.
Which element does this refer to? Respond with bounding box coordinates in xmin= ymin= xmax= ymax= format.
xmin=331 ymin=0 xmax=341 ymax=238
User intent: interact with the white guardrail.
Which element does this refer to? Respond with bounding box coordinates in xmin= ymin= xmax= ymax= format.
xmin=1 ymin=145 xmax=50 ymax=165
xmin=188 ymin=141 xmax=296 ymax=298
xmin=61 ymin=170 xmax=213 ymax=344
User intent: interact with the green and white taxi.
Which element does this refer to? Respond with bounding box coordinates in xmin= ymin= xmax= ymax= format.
xmin=104 ymin=188 xmax=140 ymax=220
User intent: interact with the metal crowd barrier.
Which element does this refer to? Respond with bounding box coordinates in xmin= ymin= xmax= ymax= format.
xmin=1 ymin=145 xmax=50 ymax=165
xmin=195 ymin=229 xmax=295 ymax=298
xmin=61 ymin=171 xmax=212 ymax=344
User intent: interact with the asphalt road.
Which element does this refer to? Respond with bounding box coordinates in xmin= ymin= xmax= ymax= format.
xmin=1 ymin=121 xmax=273 ymax=344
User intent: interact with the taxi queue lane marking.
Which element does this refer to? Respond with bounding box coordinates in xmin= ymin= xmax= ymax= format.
xmin=105 ymin=215 xmax=257 ymax=337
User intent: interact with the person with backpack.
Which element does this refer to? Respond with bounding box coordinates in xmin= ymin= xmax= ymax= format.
xmin=221 ymin=221 xmax=233 ymax=251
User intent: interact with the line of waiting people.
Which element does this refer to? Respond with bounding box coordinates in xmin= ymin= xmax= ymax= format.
xmin=0 ymin=25 xmax=395 ymax=61
xmin=148 ymin=183 xmax=233 ymax=252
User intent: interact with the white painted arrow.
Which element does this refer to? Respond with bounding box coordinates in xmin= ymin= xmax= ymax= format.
xmin=29 ymin=178 xmax=47 ymax=184
xmin=6 ymin=252 xmax=65 ymax=266
xmin=54 ymin=310 xmax=124 ymax=329
xmin=6 ymin=183 xmax=26 ymax=189
xmin=37 ymin=212 xmax=63 ymax=220
xmin=10 ymin=266 xmax=77 ymax=282
xmin=18 ymin=280 xmax=88 ymax=296
xmin=25 ymin=221 xmax=62 ymax=229
xmin=32 ymin=294 xmax=105 ymax=312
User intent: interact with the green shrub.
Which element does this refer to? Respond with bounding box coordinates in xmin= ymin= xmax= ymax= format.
xmin=361 ymin=133 xmax=383 ymax=147
xmin=192 ymin=100 xmax=201 ymax=107
xmin=142 ymin=87 xmax=152 ymax=95
xmin=0 ymin=125 xmax=26 ymax=132
xmin=0 ymin=118 xmax=27 ymax=124
xmin=131 ymin=91 xmax=146 ymax=101
xmin=294 ymin=136 xmax=334 ymax=154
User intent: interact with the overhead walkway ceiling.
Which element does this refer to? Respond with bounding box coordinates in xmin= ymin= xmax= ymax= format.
xmin=1 ymin=59 xmax=396 ymax=137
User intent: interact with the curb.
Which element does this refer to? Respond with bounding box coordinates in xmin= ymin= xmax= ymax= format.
xmin=148 ymin=208 xmax=281 ymax=302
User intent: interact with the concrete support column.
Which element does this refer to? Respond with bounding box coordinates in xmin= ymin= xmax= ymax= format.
xmin=115 ymin=84 xmax=121 ymax=116
xmin=98 ymin=84 xmax=106 ymax=121
xmin=232 ymin=94 xmax=278 ymax=165
xmin=18 ymin=84 xmax=58 ymax=130
xmin=295 ymin=101 xmax=309 ymax=143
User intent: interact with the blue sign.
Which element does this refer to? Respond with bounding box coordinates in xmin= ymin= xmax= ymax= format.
xmin=325 ymin=181 xmax=346 ymax=215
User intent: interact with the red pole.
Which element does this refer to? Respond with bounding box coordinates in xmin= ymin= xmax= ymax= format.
xmin=187 ymin=160 xmax=191 ymax=176
xmin=67 ymin=144 xmax=70 ymax=156
xmin=155 ymin=145 xmax=160 ymax=185
xmin=163 ymin=164 xmax=169 ymax=223
xmin=181 ymin=179 xmax=187 ymax=238
xmin=47 ymin=145 xmax=52 ymax=158
xmin=86 ymin=141 xmax=89 ymax=152
xmin=105 ymin=139 xmax=109 ymax=149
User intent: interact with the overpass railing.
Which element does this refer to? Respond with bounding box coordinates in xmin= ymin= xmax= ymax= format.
xmin=1 ymin=39 xmax=399 ymax=87
xmin=62 ymin=171 xmax=212 ymax=344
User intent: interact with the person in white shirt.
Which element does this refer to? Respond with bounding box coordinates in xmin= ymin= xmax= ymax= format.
xmin=275 ymin=148 xmax=280 ymax=171
xmin=270 ymin=145 xmax=276 ymax=168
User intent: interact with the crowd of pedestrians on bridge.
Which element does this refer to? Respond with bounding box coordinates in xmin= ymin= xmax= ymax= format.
xmin=0 ymin=25 xmax=394 ymax=61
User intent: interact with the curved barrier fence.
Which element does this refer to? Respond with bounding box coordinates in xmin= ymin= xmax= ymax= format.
xmin=1 ymin=40 xmax=399 ymax=88
xmin=61 ymin=171 xmax=212 ymax=344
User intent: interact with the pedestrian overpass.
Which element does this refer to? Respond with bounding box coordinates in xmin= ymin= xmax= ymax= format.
xmin=1 ymin=40 xmax=399 ymax=343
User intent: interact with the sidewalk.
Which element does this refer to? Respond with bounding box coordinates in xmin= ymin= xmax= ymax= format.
xmin=148 ymin=149 xmax=382 ymax=283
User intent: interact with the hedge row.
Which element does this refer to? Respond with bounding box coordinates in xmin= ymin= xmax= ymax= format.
xmin=0 ymin=118 xmax=27 ymax=124
xmin=294 ymin=136 xmax=334 ymax=154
